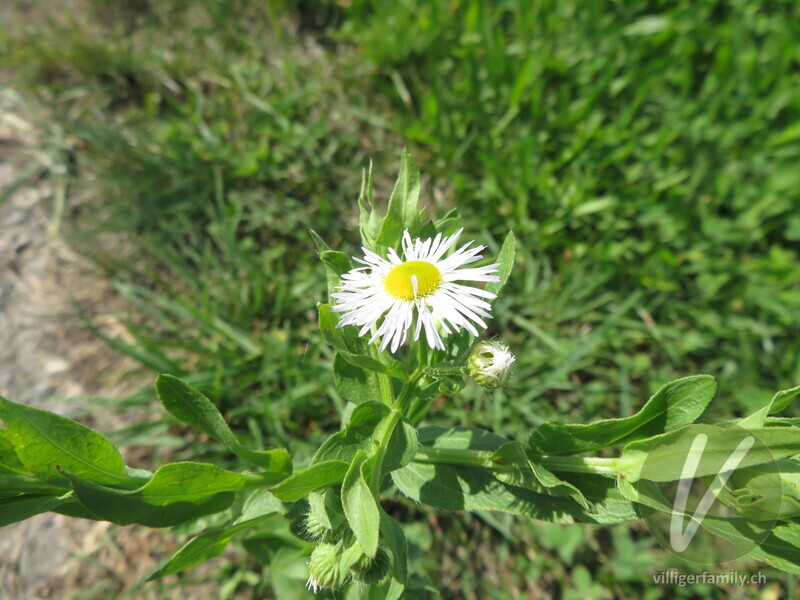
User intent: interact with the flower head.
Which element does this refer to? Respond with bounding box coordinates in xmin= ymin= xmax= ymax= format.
xmin=468 ymin=340 xmax=516 ymax=389
xmin=332 ymin=228 xmax=500 ymax=352
xmin=306 ymin=542 xmax=343 ymax=593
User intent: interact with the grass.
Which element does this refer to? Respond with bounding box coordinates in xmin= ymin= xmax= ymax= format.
xmin=2 ymin=0 xmax=800 ymax=597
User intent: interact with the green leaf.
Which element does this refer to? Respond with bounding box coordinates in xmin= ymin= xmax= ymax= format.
xmin=739 ymin=384 xmax=800 ymax=429
xmin=485 ymin=230 xmax=515 ymax=296
xmin=313 ymin=402 xmax=413 ymax=478
xmin=147 ymin=514 xmax=277 ymax=580
xmin=240 ymin=489 xmax=285 ymax=521
xmin=0 ymin=472 xmax=65 ymax=497
xmin=337 ymin=539 xmax=368 ymax=581
xmin=306 ymin=488 xmax=345 ymax=532
xmin=156 ymin=375 xmax=291 ymax=479
xmin=63 ymin=461 xmax=245 ymax=527
xmin=333 ymin=353 xmax=381 ymax=405
xmin=491 ymin=441 xmax=588 ymax=510
xmin=0 ymin=493 xmax=69 ymax=527
xmin=318 ymin=305 xmax=406 ymax=380
xmin=309 ymin=229 xmax=353 ymax=301
xmin=380 ymin=510 xmax=408 ymax=599
xmin=433 ymin=207 xmax=462 ymax=238
xmin=0 ymin=395 xmax=135 ymax=487
xmin=393 ymin=460 xmax=587 ymax=522
xmin=271 ymin=460 xmax=350 ymax=502
xmin=558 ymin=472 xmax=639 ymax=523
xmin=342 ymin=450 xmax=380 ymax=557
xmin=242 ymin=517 xmax=311 ymax=565
xmin=384 ymin=417 xmax=419 ymax=474
xmin=623 ymin=472 xmax=800 ymax=572
xmin=308 ymin=228 xmax=332 ymax=253
xmin=0 ymin=428 xmax=26 ymax=474
xmin=769 ymin=385 xmax=800 ymax=414
xmin=620 ymin=424 xmax=800 ymax=483
xmin=375 ymin=148 xmax=421 ymax=254
xmin=394 ymin=427 xmax=594 ymax=522
xmin=529 ymin=375 xmax=717 ymax=456
xmin=313 ymin=402 xmax=390 ymax=464
xmin=357 ymin=160 xmax=382 ymax=250
xmin=416 ymin=425 xmax=510 ymax=452
xmin=708 ymin=460 xmax=800 ymax=520
xmin=699 ymin=519 xmax=800 ymax=575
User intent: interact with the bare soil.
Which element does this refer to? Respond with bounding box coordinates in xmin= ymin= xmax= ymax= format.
xmin=0 ymin=93 xmax=224 ymax=600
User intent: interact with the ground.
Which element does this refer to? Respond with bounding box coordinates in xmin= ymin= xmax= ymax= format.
xmin=0 ymin=93 xmax=223 ymax=600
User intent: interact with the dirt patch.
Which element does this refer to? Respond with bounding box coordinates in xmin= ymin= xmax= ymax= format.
xmin=0 ymin=92 xmax=226 ymax=599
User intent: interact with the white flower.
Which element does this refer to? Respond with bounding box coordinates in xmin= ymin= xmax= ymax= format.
xmin=331 ymin=228 xmax=500 ymax=352
xmin=468 ymin=340 xmax=516 ymax=389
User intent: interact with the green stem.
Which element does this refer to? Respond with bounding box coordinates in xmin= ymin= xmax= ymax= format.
xmin=537 ymin=455 xmax=622 ymax=476
xmin=413 ymin=447 xmax=493 ymax=468
xmin=425 ymin=366 xmax=469 ymax=377
xmin=377 ymin=374 xmax=394 ymax=406
xmin=367 ymin=338 xmax=395 ymax=407
xmin=413 ymin=447 xmax=623 ymax=477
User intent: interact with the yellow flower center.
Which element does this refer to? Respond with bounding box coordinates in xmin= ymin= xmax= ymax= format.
xmin=384 ymin=260 xmax=442 ymax=301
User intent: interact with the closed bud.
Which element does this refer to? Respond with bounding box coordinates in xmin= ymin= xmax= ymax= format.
xmin=351 ymin=547 xmax=391 ymax=584
xmin=304 ymin=491 xmax=343 ymax=543
xmin=468 ymin=340 xmax=515 ymax=389
xmin=306 ymin=542 xmax=344 ymax=593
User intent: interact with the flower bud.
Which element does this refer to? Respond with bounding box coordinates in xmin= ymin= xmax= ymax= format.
xmin=351 ymin=546 xmax=391 ymax=584
xmin=304 ymin=491 xmax=343 ymax=543
xmin=306 ymin=542 xmax=344 ymax=593
xmin=468 ymin=340 xmax=515 ymax=389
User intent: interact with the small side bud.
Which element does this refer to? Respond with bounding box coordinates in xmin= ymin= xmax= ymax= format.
xmin=468 ymin=340 xmax=515 ymax=389
xmin=306 ymin=542 xmax=344 ymax=593
xmin=351 ymin=547 xmax=391 ymax=584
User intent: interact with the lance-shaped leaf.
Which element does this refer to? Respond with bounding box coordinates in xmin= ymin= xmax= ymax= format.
xmin=357 ymin=160 xmax=382 ymax=250
xmin=309 ymin=229 xmax=353 ymax=302
xmin=713 ymin=459 xmax=800 ymax=521
xmin=738 ymin=384 xmax=800 ymax=429
xmin=0 ymin=493 xmax=69 ymax=527
xmin=333 ymin=353 xmax=381 ymax=406
xmin=528 ymin=375 xmax=716 ymax=456
xmin=314 ymin=402 xmax=390 ymax=464
xmin=393 ymin=459 xmax=589 ymax=522
xmin=384 ymin=417 xmax=419 ymax=474
xmin=0 ymin=428 xmax=26 ymax=474
xmin=61 ymin=462 xmax=244 ymax=527
xmin=619 ymin=424 xmax=800 ymax=483
xmin=0 ymin=395 xmax=137 ymax=488
xmin=380 ymin=509 xmax=408 ymax=600
xmin=374 ymin=148 xmax=421 ymax=254
xmin=394 ymin=426 xmax=595 ymax=522
xmin=342 ymin=450 xmax=380 ymax=557
xmin=492 ymin=441 xmax=588 ymax=510
xmin=318 ymin=305 xmax=406 ymax=380
xmin=700 ymin=519 xmax=800 ymax=575
xmin=0 ymin=472 xmax=65 ymax=497
xmin=314 ymin=402 xmax=416 ymax=475
xmin=558 ymin=471 xmax=638 ymax=524
xmin=485 ymin=230 xmax=515 ymax=296
xmin=147 ymin=513 xmax=278 ymax=581
xmin=620 ymin=475 xmax=800 ymax=574
xmin=156 ymin=375 xmax=291 ymax=479
xmin=270 ymin=460 xmax=350 ymax=502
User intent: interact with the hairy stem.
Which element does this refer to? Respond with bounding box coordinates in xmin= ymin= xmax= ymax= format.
xmin=413 ymin=446 xmax=623 ymax=477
